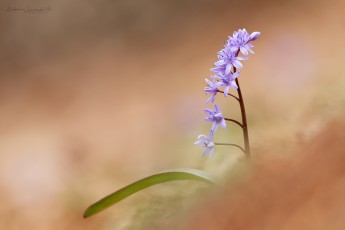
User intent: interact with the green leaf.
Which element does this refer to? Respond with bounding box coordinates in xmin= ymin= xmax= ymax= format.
xmin=83 ymin=168 xmax=216 ymax=218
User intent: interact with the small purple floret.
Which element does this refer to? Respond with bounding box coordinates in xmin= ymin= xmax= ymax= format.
xmin=194 ymin=134 xmax=215 ymax=157
xmin=204 ymin=104 xmax=226 ymax=136
xmin=228 ymin=29 xmax=261 ymax=55
xmin=204 ymin=78 xmax=221 ymax=103
xmin=218 ymin=71 xmax=240 ymax=96
xmin=211 ymin=49 xmax=247 ymax=75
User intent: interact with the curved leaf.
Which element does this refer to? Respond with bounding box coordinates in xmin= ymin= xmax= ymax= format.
xmin=83 ymin=168 xmax=216 ymax=218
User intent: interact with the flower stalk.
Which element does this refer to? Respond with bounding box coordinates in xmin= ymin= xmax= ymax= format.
xmin=214 ymin=143 xmax=245 ymax=153
xmin=224 ymin=118 xmax=243 ymax=129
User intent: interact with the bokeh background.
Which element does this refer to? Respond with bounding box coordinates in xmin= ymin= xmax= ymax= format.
xmin=1 ymin=0 xmax=345 ymax=229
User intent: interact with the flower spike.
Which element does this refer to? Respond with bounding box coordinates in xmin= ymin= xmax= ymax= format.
xmin=196 ymin=28 xmax=260 ymax=157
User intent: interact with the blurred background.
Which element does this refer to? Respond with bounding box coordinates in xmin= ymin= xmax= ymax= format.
xmin=1 ymin=0 xmax=345 ymax=229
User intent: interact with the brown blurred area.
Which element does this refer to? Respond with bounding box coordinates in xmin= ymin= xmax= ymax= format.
xmin=1 ymin=0 xmax=345 ymax=229
xmin=182 ymin=120 xmax=345 ymax=230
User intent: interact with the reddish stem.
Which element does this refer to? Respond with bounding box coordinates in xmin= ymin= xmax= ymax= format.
xmin=234 ymin=70 xmax=251 ymax=158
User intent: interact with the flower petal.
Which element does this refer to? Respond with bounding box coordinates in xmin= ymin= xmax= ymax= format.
xmin=230 ymin=46 xmax=238 ymax=53
xmin=220 ymin=118 xmax=226 ymax=128
xmin=232 ymin=71 xmax=240 ymax=79
xmin=240 ymin=46 xmax=248 ymax=55
xmin=208 ymin=148 xmax=214 ymax=158
xmin=224 ymin=86 xmax=230 ymax=97
xmin=214 ymin=104 xmax=220 ymax=113
xmin=230 ymin=80 xmax=238 ymax=89
xmin=233 ymin=60 xmax=243 ymax=69
xmin=211 ymin=122 xmax=218 ymax=135
xmin=206 ymin=95 xmax=215 ymax=103
xmin=204 ymin=108 xmax=213 ymax=114
xmin=202 ymin=148 xmax=209 ymax=157
xmin=249 ymin=32 xmax=260 ymax=41
xmin=225 ymin=64 xmax=232 ymax=75
xmin=194 ymin=140 xmax=203 ymax=145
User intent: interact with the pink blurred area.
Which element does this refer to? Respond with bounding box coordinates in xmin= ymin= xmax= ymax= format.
xmin=1 ymin=0 xmax=345 ymax=229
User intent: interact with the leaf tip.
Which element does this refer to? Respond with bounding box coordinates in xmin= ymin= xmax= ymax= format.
xmin=83 ymin=207 xmax=93 ymax=219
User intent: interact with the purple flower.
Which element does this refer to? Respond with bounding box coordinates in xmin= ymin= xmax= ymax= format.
xmin=194 ymin=134 xmax=215 ymax=157
xmin=218 ymin=71 xmax=240 ymax=96
xmin=228 ymin=29 xmax=261 ymax=55
xmin=204 ymin=78 xmax=221 ymax=103
xmin=204 ymin=104 xmax=226 ymax=136
xmin=211 ymin=48 xmax=247 ymax=75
